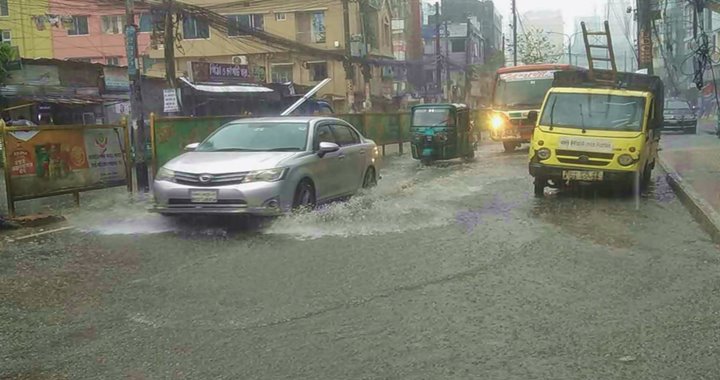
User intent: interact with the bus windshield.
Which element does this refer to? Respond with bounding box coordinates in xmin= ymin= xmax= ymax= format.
xmin=540 ymin=93 xmax=647 ymax=132
xmin=492 ymin=70 xmax=556 ymax=109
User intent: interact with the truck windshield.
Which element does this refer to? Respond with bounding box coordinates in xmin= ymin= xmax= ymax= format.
xmin=413 ymin=108 xmax=453 ymax=126
xmin=540 ymin=93 xmax=646 ymax=132
xmin=492 ymin=71 xmax=556 ymax=109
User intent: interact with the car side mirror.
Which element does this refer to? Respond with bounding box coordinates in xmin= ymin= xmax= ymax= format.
xmin=527 ymin=111 xmax=539 ymax=125
xmin=185 ymin=142 xmax=199 ymax=151
xmin=318 ymin=142 xmax=340 ymax=157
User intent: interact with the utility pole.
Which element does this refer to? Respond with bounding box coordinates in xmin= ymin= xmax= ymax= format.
xmin=125 ymin=0 xmax=149 ymax=192
xmin=512 ymin=0 xmax=517 ymax=66
xmin=164 ymin=0 xmax=177 ymax=89
xmin=435 ymin=2 xmax=442 ymax=99
xmin=342 ymin=0 xmax=355 ymax=112
xmin=445 ymin=20 xmax=450 ymax=101
xmin=465 ymin=17 xmax=472 ymax=105
xmin=636 ymin=0 xmax=653 ymax=74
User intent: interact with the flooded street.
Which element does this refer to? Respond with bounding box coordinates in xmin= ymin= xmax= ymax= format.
xmin=2 ymin=145 xmax=720 ymax=379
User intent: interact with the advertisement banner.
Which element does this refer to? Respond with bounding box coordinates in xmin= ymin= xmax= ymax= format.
xmin=4 ymin=127 xmax=127 ymax=198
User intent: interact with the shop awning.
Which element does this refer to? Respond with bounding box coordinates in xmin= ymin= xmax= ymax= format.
xmin=17 ymin=96 xmax=101 ymax=105
xmin=179 ymin=77 xmax=274 ymax=93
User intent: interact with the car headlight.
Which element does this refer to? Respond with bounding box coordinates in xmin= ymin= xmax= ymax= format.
xmin=618 ymin=154 xmax=635 ymax=166
xmin=155 ymin=167 xmax=175 ymax=182
xmin=243 ymin=168 xmax=287 ymax=183
xmin=490 ymin=114 xmax=506 ymax=130
xmin=536 ymin=147 xmax=551 ymax=160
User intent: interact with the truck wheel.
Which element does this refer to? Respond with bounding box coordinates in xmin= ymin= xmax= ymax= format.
xmin=503 ymin=142 xmax=515 ymax=152
xmin=533 ymin=178 xmax=546 ymax=197
xmin=641 ymin=163 xmax=652 ymax=189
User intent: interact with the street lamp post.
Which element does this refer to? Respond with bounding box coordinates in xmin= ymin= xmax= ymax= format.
xmin=547 ymin=31 xmax=583 ymax=65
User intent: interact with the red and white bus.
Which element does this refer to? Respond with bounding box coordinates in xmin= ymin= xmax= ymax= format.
xmin=489 ymin=64 xmax=583 ymax=152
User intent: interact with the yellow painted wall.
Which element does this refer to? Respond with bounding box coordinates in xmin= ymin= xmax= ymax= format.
xmin=0 ymin=0 xmax=53 ymax=58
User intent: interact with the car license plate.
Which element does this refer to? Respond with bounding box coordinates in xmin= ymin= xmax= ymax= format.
xmin=562 ymin=170 xmax=603 ymax=181
xmin=190 ymin=190 xmax=218 ymax=203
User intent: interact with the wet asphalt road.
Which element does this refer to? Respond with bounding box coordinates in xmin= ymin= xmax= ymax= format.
xmin=2 ymin=144 xmax=720 ymax=379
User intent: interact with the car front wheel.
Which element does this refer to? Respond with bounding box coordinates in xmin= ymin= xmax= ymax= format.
xmin=362 ymin=167 xmax=377 ymax=188
xmin=292 ymin=180 xmax=316 ymax=212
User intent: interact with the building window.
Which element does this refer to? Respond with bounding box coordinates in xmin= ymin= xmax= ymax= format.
xmin=275 ymin=13 xmax=286 ymax=21
xmin=451 ymin=39 xmax=466 ymax=53
xmin=271 ymin=64 xmax=293 ymax=83
xmin=227 ymin=14 xmax=264 ymax=36
xmin=307 ymin=62 xmax=327 ymax=81
xmin=0 ymin=0 xmax=8 ymax=17
xmin=106 ymin=56 xmax=120 ymax=66
xmin=139 ymin=13 xmax=153 ymax=33
xmin=68 ymin=16 xmax=89 ymax=36
xmin=296 ymin=12 xmax=325 ymax=44
xmin=101 ymin=15 xmax=123 ymax=34
xmin=182 ymin=16 xmax=210 ymax=39
xmin=0 ymin=30 xmax=10 ymax=44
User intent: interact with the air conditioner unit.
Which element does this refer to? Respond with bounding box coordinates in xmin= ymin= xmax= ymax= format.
xmin=232 ymin=55 xmax=248 ymax=65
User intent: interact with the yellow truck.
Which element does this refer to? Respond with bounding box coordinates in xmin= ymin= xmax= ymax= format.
xmin=528 ymin=70 xmax=664 ymax=196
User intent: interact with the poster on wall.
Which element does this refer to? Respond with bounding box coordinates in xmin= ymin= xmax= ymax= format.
xmin=4 ymin=127 xmax=127 ymax=198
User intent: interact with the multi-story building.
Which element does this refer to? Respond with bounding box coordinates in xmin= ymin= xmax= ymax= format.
xmin=389 ymin=0 xmax=424 ymax=96
xmin=422 ymin=19 xmax=484 ymax=102
xmin=143 ymin=0 xmax=396 ymax=111
xmin=521 ymin=9 xmax=564 ymax=50
xmin=441 ymin=0 xmax=502 ymax=59
xmin=0 ymin=0 xmax=53 ymax=58
xmin=48 ymin=0 xmax=153 ymax=67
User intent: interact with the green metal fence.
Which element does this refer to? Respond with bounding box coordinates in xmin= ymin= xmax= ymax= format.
xmin=150 ymin=112 xmax=413 ymax=172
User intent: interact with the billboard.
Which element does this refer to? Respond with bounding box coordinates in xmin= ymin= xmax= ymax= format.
xmin=2 ymin=125 xmax=128 ymax=202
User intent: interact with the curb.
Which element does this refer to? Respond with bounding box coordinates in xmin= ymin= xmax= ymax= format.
xmin=659 ymin=156 xmax=720 ymax=243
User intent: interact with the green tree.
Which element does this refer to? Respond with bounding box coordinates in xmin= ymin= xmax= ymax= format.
xmin=518 ymin=28 xmax=561 ymax=65
xmin=0 ymin=43 xmax=15 ymax=85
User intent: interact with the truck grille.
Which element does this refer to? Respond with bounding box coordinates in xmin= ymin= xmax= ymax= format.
xmin=555 ymin=149 xmax=614 ymax=167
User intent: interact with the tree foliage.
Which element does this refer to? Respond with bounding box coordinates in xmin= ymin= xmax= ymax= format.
xmin=518 ymin=28 xmax=561 ymax=65
xmin=0 ymin=43 xmax=15 ymax=85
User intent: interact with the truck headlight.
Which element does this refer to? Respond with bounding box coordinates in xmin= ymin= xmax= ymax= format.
xmin=536 ymin=148 xmax=551 ymax=160
xmin=490 ymin=114 xmax=506 ymax=130
xmin=618 ymin=154 xmax=635 ymax=166
xmin=243 ymin=168 xmax=286 ymax=183
xmin=155 ymin=167 xmax=175 ymax=182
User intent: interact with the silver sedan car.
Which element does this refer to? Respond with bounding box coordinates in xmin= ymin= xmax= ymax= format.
xmin=151 ymin=117 xmax=380 ymax=216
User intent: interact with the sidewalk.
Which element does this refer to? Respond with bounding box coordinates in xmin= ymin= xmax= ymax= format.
xmin=659 ymin=119 xmax=720 ymax=242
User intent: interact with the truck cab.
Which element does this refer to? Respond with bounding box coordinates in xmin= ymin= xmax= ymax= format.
xmin=528 ymin=70 xmax=664 ymax=196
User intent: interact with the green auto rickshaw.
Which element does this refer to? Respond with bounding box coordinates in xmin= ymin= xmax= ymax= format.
xmin=410 ymin=103 xmax=475 ymax=164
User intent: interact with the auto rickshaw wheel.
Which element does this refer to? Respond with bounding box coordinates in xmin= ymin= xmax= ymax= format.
xmin=533 ymin=178 xmax=546 ymax=197
xmin=420 ymin=159 xmax=432 ymax=165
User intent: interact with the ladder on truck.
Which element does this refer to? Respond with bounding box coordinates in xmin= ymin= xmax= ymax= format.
xmin=580 ymin=20 xmax=618 ymax=83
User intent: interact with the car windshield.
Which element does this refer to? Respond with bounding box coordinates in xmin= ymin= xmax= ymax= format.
xmin=665 ymin=100 xmax=691 ymax=110
xmin=197 ymin=122 xmax=309 ymax=152
xmin=540 ymin=92 xmax=646 ymax=131
xmin=413 ymin=108 xmax=453 ymax=126
xmin=492 ymin=71 xmax=556 ymax=108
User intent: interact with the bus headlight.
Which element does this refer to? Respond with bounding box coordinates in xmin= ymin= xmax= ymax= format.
xmin=536 ymin=148 xmax=551 ymax=160
xmin=490 ymin=114 xmax=506 ymax=130
xmin=618 ymin=154 xmax=635 ymax=166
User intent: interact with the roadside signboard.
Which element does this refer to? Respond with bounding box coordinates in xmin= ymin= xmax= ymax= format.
xmin=163 ymin=89 xmax=180 ymax=113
